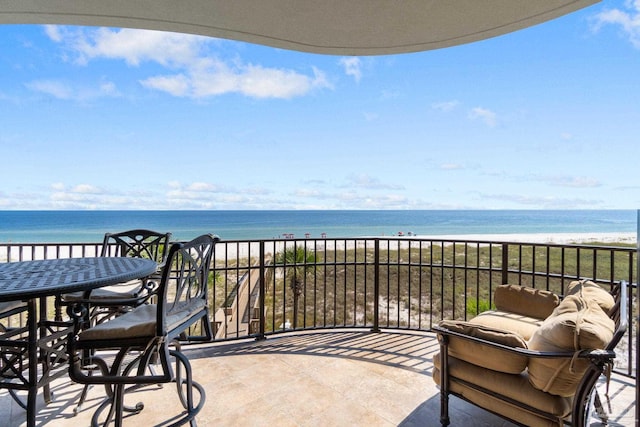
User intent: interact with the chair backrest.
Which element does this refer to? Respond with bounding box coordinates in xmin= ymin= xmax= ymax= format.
xmin=100 ymin=229 xmax=172 ymax=265
xmin=155 ymin=234 xmax=219 ymax=338
xmin=605 ymin=280 xmax=628 ymax=352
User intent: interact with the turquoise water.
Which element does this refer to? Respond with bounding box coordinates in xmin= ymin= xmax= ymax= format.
xmin=0 ymin=210 xmax=636 ymax=243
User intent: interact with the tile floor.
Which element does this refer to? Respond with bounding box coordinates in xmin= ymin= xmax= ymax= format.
xmin=1 ymin=330 xmax=636 ymax=426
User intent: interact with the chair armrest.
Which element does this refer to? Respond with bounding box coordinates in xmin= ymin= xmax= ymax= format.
xmin=433 ymin=323 xmax=616 ymax=361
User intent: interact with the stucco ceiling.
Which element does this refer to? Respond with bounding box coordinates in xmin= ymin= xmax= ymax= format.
xmin=0 ymin=0 xmax=599 ymax=55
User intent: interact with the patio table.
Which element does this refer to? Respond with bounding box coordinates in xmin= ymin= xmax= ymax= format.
xmin=0 ymin=257 xmax=157 ymax=427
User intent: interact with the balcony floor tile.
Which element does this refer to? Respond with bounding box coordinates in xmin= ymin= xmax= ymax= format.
xmin=1 ymin=330 xmax=635 ymax=426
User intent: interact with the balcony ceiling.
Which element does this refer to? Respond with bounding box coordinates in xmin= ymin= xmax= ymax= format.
xmin=0 ymin=0 xmax=599 ymax=55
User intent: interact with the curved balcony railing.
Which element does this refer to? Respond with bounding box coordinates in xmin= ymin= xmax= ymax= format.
xmin=1 ymin=237 xmax=637 ymax=381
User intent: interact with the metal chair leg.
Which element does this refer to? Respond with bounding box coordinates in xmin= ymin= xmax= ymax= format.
xmin=592 ymin=389 xmax=609 ymax=423
xmin=171 ymin=349 xmax=206 ymax=426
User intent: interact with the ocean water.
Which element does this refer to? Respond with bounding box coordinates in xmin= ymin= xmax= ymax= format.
xmin=0 ymin=210 xmax=636 ymax=243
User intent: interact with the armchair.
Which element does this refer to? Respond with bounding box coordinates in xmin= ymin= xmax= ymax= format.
xmin=433 ymin=280 xmax=627 ymax=427
xmin=67 ymin=233 xmax=219 ymax=426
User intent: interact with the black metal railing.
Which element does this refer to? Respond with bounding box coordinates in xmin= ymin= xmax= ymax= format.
xmin=1 ymin=237 xmax=637 ymax=379
xmin=210 ymin=237 xmax=637 ymax=379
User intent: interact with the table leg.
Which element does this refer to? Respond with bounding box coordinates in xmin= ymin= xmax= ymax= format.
xmin=38 ymin=296 xmax=53 ymax=404
xmin=26 ymin=298 xmax=38 ymax=427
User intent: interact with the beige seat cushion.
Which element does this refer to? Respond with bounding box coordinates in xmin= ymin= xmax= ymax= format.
xmin=494 ymin=284 xmax=560 ymax=319
xmin=62 ymin=279 xmax=144 ymax=302
xmin=527 ymin=293 xmax=615 ymax=397
xmin=469 ymin=310 xmax=543 ymax=341
xmin=438 ymin=320 xmax=528 ymax=374
xmin=567 ymin=280 xmax=615 ymax=313
xmin=79 ymin=304 xmax=157 ymax=341
xmin=78 ymin=300 xmax=206 ymax=341
xmin=433 ymin=353 xmax=571 ymax=425
xmin=0 ymin=300 xmax=27 ymax=314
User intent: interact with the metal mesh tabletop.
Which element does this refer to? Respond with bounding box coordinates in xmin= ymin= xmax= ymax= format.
xmin=0 ymin=257 xmax=158 ymax=301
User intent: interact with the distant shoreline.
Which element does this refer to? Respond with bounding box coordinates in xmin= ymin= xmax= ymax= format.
xmin=410 ymin=232 xmax=637 ymax=245
xmin=1 ymin=232 xmax=636 ymax=262
xmin=1 ymin=209 xmax=636 ymax=242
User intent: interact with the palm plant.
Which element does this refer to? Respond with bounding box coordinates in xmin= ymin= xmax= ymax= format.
xmin=274 ymin=245 xmax=317 ymax=329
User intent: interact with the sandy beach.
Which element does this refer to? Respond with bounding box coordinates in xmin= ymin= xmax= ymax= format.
xmin=415 ymin=232 xmax=637 ymax=245
xmin=0 ymin=232 xmax=636 ymax=262
xmin=215 ymin=232 xmax=638 ymax=260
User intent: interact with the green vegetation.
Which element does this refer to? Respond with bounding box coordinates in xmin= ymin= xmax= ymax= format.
xmin=466 ymin=298 xmax=494 ymax=318
xmin=212 ymin=241 xmax=636 ymax=333
xmin=274 ymin=246 xmax=318 ymax=329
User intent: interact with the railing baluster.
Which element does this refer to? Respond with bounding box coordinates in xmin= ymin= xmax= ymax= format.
xmin=372 ymin=238 xmax=380 ymax=332
xmin=1 ymin=238 xmax=635 ymax=378
xmin=501 ymin=243 xmax=509 ymax=288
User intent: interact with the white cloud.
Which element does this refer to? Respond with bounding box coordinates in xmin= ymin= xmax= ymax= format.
xmin=543 ymin=176 xmax=601 ymax=188
xmin=164 ymin=181 xmax=270 ymax=207
xmin=432 ymin=100 xmax=460 ymax=112
xmin=167 ymin=182 xmax=223 ymax=200
xmin=99 ymin=81 xmax=118 ymax=95
xmin=141 ymin=74 xmax=190 ymax=96
xmin=440 ymin=163 xmax=464 ymax=170
xmin=334 ymin=191 xmax=410 ymax=209
xmin=72 ymin=184 xmax=104 ymax=194
xmin=0 ymin=181 xmax=274 ymax=210
xmin=186 ymin=182 xmax=220 ymax=192
xmin=480 ymin=192 xmax=602 ymax=209
xmin=26 ymin=78 xmax=120 ymax=101
xmin=243 ymin=187 xmax=271 ymax=195
xmin=343 ymin=174 xmax=404 ymax=190
xmin=294 ymin=188 xmax=327 ymax=198
xmin=49 ymin=184 xmax=105 ymax=206
xmin=26 ymin=80 xmax=73 ymax=99
xmin=380 ymin=90 xmax=400 ymax=100
xmin=55 ymin=27 xmax=206 ymax=66
xmin=244 ymin=65 xmax=330 ymax=98
xmin=46 ymin=26 xmax=332 ymax=99
xmin=44 ymin=25 xmax=63 ymax=42
xmin=160 ymin=184 xmax=278 ymax=209
xmin=468 ymin=107 xmax=498 ymax=127
xmin=39 ymin=182 xmax=157 ymax=209
xmin=593 ymin=1 xmax=640 ymax=48
xmin=143 ymin=62 xmax=330 ymax=99
xmin=339 ymin=57 xmax=363 ymax=82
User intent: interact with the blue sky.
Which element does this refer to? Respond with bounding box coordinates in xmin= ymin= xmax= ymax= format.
xmin=1 ymin=1 xmax=639 ymax=210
